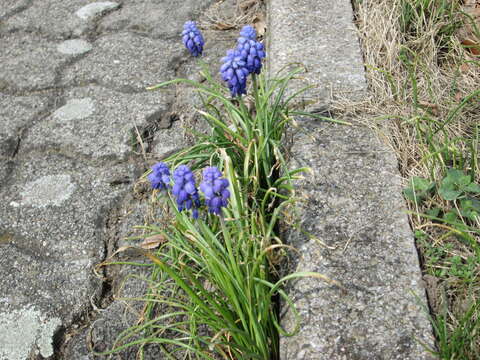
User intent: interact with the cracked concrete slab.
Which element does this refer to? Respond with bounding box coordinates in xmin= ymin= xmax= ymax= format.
xmin=61 ymin=32 xmax=179 ymax=92
xmin=1 ymin=0 xmax=112 ymax=39
xmin=0 ymin=306 xmax=61 ymax=360
xmin=23 ymin=85 xmax=173 ymax=160
xmin=0 ymin=0 xmax=234 ymax=359
xmin=63 ymin=194 xmax=165 ymax=359
xmin=0 ymin=153 xmax=135 ymax=358
xmin=0 ymin=94 xmax=48 ymax=157
xmin=64 ymin=264 xmax=162 ymax=359
xmin=99 ymin=0 xmax=212 ymax=38
xmin=0 ymin=33 xmax=65 ymax=91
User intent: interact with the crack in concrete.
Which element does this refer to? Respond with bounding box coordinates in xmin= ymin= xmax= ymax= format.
xmin=50 ymin=189 xmax=134 ymax=359
xmin=53 ymin=193 xmax=141 ymax=358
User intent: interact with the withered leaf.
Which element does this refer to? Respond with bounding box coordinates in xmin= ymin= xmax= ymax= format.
xmin=240 ymin=0 xmax=258 ymax=11
xmin=253 ymin=14 xmax=266 ymax=37
xmin=459 ymin=63 xmax=470 ymax=73
xmin=455 ymin=91 xmax=464 ymax=102
xmin=461 ymin=39 xmax=480 ymax=56
xmin=419 ymin=101 xmax=439 ymax=116
xmin=140 ymin=234 xmax=167 ymax=249
xmin=213 ymin=22 xmax=235 ymax=30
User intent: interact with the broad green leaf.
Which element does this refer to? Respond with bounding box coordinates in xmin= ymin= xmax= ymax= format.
xmin=426 ymin=207 xmax=441 ymax=217
xmin=443 ymin=210 xmax=459 ymax=223
xmin=438 ymin=185 xmax=463 ymax=201
xmin=403 ymin=176 xmax=434 ymax=202
xmin=445 ymin=168 xmax=466 ymax=183
xmin=459 ymin=199 xmax=480 ymax=221
xmin=464 ymin=182 xmax=480 ymax=194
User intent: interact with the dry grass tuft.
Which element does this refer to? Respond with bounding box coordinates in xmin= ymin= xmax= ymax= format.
xmin=200 ymin=0 xmax=266 ymax=34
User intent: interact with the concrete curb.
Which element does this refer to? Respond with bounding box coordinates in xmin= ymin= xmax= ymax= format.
xmin=267 ymin=0 xmax=436 ymax=358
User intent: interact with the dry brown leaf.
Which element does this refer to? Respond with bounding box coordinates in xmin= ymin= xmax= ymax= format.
xmin=465 ymin=7 xmax=480 ymax=17
xmin=213 ymin=22 xmax=235 ymax=30
xmin=461 ymin=39 xmax=480 ymax=55
xmin=239 ymin=0 xmax=258 ymax=11
xmin=460 ymin=63 xmax=470 ymax=73
xmin=253 ymin=14 xmax=266 ymax=37
xmin=419 ymin=101 xmax=439 ymax=115
xmin=455 ymin=91 xmax=464 ymax=102
xmin=140 ymin=234 xmax=166 ymax=249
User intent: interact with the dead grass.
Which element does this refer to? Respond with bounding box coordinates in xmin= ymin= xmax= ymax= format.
xmin=200 ymin=0 xmax=266 ymax=36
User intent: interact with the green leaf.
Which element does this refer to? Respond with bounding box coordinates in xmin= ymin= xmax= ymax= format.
xmin=426 ymin=207 xmax=441 ymax=217
xmin=414 ymin=229 xmax=427 ymax=241
xmin=445 ymin=168 xmax=466 ymax=183
xmin=443 ymin=210 xmax=459 ymax=223
xmin=403 ymin=176 xmax=434 ymax=202
xmin=459 ymin=198 xmax=480 ymax=221
xmin=464 ymin=182 xmax=480 ymax=194
xmin=438 ymin=185 xmax=463 ymax=201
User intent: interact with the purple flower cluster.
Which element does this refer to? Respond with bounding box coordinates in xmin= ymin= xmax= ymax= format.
xmin=220 ymin=50 xmax=250 ymax=97
xmin=236 ymin=25 xmax=265 ymax=75
xmin=200 ymin=167 xmax=230 ymax=215
xmin=220 ymin=25 xmax=265 ymax=97
xmin=148 ymin=163 xmax=230 ymax=218
xmin=239 ymin=25 xmax=257 ymax=40
xmin=172 ymin=165 xmax=201 ymax=219
xmin=148 ymin=162 xmax=170 ymax=190
xmin=182 ymin=21 xmax=204 ymax=57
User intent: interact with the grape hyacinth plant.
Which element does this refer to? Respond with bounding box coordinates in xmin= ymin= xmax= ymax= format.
xmin=105 ymin=19 xmax=338 ymax=360
xmin=172 ymin=165 xmax=201 ymax=218
xmin=147 ymin=162 xmax=171 ymax=190
xmin=200 ymin=166 xmax=230 ymax=215
xmin=182 ymin=21 xmax=204 ymax=57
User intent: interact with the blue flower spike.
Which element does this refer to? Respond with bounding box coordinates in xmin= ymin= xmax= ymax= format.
xmin=148 ymin=162 xmax=171 ymax=190
xmin=220 ymin=49 xmax=250 ymax=97
xmin=172 ymin=165 xmax=201 ymax=219
xmin=236 ymin=25 xmax=265 ymax=75
xmin=200 ymin=167 xmax=230 ymax=216
xmin=239 ymin=25 xmax=257 ymax=40
xmin=182 ymin=21 xmax=204 ymax=57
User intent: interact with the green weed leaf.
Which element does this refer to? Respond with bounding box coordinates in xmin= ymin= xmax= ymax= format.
xmin=426 ymin=207 xmax=441 ymax=217
xmin=403 ymin=176 xmax=435 ymax=203
xmin=459 ymin=198 xmax=480 ymax=221
xmin=443 ymin=210 xmax=459 ymax=223
xmin=464 ymin=182 xmax=480 ymax=194
xmin=438 ymin=168 xmax=477 ymax=200
xmin=438 ymin=186 xmax=463 ymax=201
